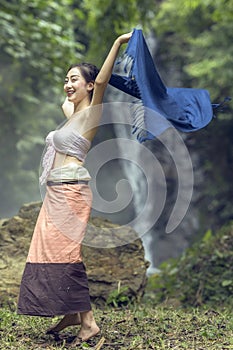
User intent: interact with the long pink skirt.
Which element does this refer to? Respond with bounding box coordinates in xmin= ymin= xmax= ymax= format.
xmin=17 ymin=182 xmax=92 ymax=317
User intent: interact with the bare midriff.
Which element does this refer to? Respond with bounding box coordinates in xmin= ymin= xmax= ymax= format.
xmin=52 ymin=152 xmax=83 ymax=169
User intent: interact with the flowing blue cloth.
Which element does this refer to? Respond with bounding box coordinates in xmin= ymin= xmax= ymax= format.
xmin=109 ymin=29 xmax=215 ymax=142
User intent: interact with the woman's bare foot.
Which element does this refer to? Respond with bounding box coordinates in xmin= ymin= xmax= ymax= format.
xmin=78 ymin=323 xmax=100 ymax=342
xmin=77 ymin=310 xmax=100 ymax=341
xmin=46 ymin=313 xmax=81 ymax=334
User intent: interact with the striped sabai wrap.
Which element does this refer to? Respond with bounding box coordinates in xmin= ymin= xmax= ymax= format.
xmin=17 ymin=181 xmax=92 ymax=317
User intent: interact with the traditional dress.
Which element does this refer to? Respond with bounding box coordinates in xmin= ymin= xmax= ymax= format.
xmin=17 ymin=117 xmax=93 ymax=316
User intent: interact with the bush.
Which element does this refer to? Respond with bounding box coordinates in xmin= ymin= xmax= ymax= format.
xmin=147 ymin=222 xmax=233 ymax=307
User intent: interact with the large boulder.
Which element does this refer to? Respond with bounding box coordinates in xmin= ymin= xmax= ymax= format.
xmin=0 ymin=202 xmax=149 ymax=308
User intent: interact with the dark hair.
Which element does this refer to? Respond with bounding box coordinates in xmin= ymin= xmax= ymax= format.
xmin=67 ymin=63 xmax=99 ymax=100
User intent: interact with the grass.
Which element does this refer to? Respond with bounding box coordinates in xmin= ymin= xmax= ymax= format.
xmin=0 ymin=303 xmax=232 ymax=349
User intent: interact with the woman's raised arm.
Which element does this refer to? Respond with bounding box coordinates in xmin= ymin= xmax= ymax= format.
xmin=91 ymin=32 xmax=132 ymax=106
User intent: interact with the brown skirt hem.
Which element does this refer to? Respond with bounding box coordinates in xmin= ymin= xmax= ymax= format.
xmin=17 ymin=262 xmax=91 ymax=317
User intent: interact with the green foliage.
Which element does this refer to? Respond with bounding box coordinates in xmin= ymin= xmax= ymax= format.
xmin=153 ymin=0 xmax=233 ymax=101
xmin=0 ymin=0 xmax=81 ymax=92
xmin=75 ymin=0 xmax=157 ymax=64
xmin=0 ymin=0 xmax=83 ymax=216
xmin=106 ymin=281 xmax=130 ymax=307
xmin=147 ymin=221 xmax=233 ymax=307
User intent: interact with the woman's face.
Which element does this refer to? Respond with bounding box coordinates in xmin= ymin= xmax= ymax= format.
xmin=64 ymin=67 xmax=91 ymax=104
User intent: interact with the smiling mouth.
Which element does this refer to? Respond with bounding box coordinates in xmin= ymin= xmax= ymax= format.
xmin=67 ymin=90 xmax=75 ymax=97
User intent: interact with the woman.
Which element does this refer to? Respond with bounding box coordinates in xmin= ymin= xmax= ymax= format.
xmin=17 ymin=32 xmax=132 ymax=343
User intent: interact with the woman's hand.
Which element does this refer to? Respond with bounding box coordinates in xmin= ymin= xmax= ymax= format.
xmin=116 ymin=32 xmax=133 ymax=45
xmin=62 ymin=97 xmax=74 ymax=119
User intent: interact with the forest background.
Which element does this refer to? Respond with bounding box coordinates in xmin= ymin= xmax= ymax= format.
xmin=0 ymin=0 xmax=232 ymax=244
xmin=0 ymin=1 xmax=232 ymax=348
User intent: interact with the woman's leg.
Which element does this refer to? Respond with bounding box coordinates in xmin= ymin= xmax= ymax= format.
xmin=78 ymin=310 xmax=100 ymax=341
xmin=47 ymin=310 xmax=100 ymax=341
xmin=46 ymin=313 xmax=81 ymax=334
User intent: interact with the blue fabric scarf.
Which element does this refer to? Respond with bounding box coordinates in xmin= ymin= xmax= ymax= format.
xmin=109 ymin=29 xmax=219 ymax=142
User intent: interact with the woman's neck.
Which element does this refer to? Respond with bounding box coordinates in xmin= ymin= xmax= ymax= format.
xmin=73 ymin=97 xmax=91 ymax=113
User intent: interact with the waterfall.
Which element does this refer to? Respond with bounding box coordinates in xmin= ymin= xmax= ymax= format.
xmin=110 ymin=94 xmax=200 ymax=271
